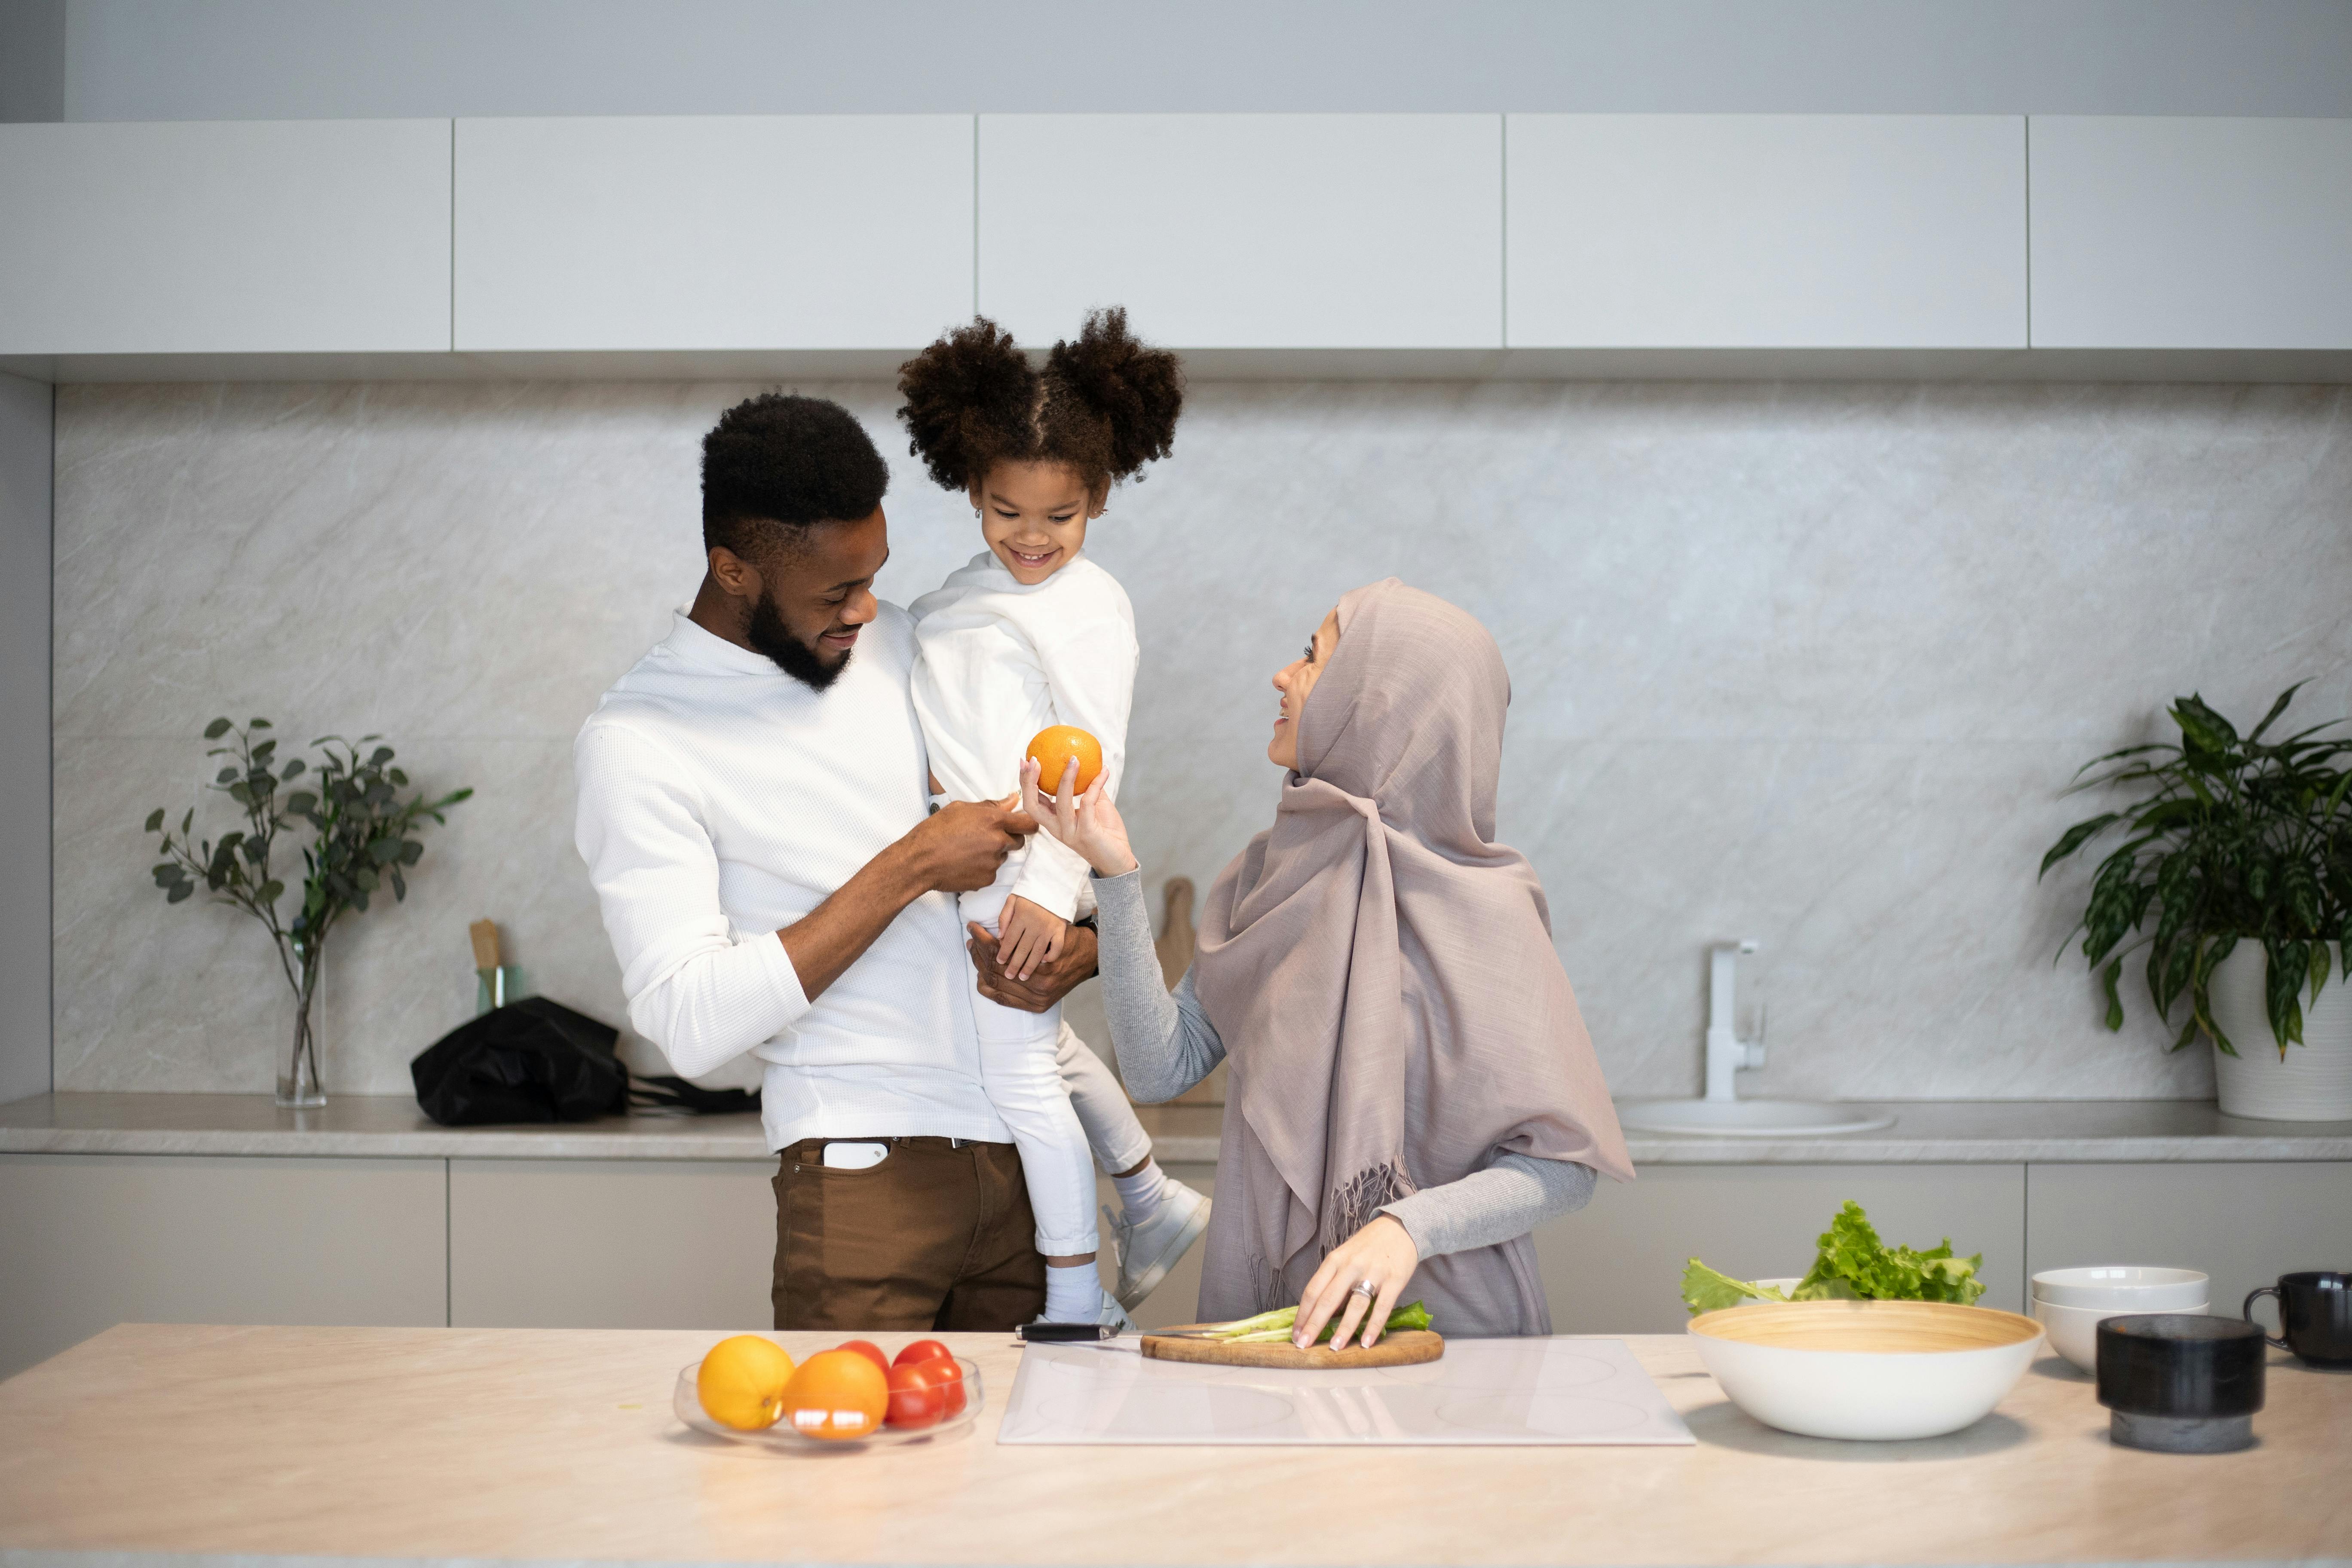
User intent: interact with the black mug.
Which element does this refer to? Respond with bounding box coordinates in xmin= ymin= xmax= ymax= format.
xmin=2243 ymin=1272 xmax=2352 ymax=1368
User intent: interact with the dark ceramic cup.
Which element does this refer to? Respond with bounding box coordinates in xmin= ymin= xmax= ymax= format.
xmin=2096 ymin=1314 xmax=2266 ymax=1453
xmin=2243 ymin=1271 xmax=2352 ymax=1368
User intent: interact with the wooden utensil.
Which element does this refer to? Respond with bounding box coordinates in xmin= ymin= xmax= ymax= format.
xmin=1140 ymin=1327 xmax=1444 ymax=1369
xmin=1154 ymin=877 xmax=1195 ymax=985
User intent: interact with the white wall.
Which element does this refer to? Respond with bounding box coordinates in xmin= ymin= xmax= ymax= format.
xmin=0 ymin=371 xmax=51 ymax=1105
xmin=47 ymin=379 xmax=2352 ymax=1104
xmin=47 ymin=0 xmax=2352 ymax=122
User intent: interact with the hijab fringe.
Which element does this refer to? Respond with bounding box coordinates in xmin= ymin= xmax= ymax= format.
xmin=1322 ymin=1160 xmax=1415 ymax=1252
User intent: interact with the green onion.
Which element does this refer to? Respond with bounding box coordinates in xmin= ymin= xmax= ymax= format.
xmin=1200 ymin=1306 xmax=1297 ymax=1339
xmin=1193 ymin=1300 xmax=1433 ymax=1343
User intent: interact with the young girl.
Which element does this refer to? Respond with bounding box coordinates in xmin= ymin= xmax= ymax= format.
xmin=898 ymin=309 xmax=1206 ymax=1326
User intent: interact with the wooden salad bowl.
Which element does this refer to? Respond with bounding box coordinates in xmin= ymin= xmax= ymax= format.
xmin=1140 ymin=1326 xmax=1446 ymax=1369
xmin=1689 ymin=1298 xmax=2041 ymax=1354
xmin=1686 ymin=1299 xmax=2043 ymax=1440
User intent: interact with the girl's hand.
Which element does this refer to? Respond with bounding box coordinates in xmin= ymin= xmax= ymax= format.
xmin=1019 ymin=756 xmax=1139 ymax=878
xmin=994 ymin=894 xmax=1066 ymax=982
xmin=1292 ymin=1215 xmax=1419 ymax=1350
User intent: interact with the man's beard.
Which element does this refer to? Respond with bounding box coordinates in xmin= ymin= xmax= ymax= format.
xmin=746 ymin=589 xmax=851 ymax=692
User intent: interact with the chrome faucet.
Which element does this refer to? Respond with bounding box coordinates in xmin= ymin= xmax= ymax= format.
xmin=1704 ymin=940 xmax=1767 ymax=1102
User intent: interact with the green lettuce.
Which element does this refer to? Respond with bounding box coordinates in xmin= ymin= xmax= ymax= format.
xmin=1679 ymin=1259 xmax=1790 ymax=1314
xmin=1681 ymin=1200 xmax=1984 ymax=1315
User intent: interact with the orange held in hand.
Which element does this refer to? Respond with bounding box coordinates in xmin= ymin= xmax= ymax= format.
xmin=1028 ymin=725 xmax=1104 ymax=796
xmin=781 ymin=1348 xmax=889 ymax=1441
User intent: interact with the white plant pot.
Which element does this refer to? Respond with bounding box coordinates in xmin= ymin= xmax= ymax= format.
xmin=2206 ymin=941 xmax=2352 ymax=1122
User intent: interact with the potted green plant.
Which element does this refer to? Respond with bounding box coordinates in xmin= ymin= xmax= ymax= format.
xmin=144 ymin=719 xmax=472 ymax=1107
xmin=2041 ymin=684 xmax=2352 ymax=1121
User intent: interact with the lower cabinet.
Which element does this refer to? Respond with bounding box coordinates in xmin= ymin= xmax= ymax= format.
xmin=0 ymin=1153 xmax=447 ymax=1379
xmin=2025 ymin=1161 xmax=2352 ymax=1318
xmin=1537 ymin=1163 xmax=2029 ymax=1332
xmin=7 ymin=1152 xmax=2344 ymax=1373
xmin=449 ymin=1158 xmax=777 ymax=1329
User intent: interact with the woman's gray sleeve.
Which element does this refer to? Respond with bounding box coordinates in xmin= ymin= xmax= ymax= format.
xmin=1377 ymin=1153 xmax=1597 ymax=1262
xmin=1090 ymin=868 xmax=1226 ymax=1103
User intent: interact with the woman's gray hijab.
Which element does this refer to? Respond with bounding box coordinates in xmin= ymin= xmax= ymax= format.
xmin=1190 ymin=579 xmax=1632 ymax=1331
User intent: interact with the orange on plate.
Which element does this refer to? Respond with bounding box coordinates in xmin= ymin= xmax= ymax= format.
xmin=781 ymin=1348 xmax=890 ymax=1441
xmin=1028 ymin=725 xmax=1104 ymax=796
xmin=695 ymin=1335 xmax=796 ymax=1431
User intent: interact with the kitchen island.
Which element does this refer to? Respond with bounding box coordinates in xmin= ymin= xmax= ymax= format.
xmin=0 ymin=1324 xmax=2345 ymax=1568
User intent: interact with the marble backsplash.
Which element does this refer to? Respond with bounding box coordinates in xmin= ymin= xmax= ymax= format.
xmin=50 ymin=379 xmax=2352 ymax=1101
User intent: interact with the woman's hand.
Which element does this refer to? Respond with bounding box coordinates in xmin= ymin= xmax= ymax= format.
xmin=1019 ymin=756 xmax=1138 ymax=878
xmin=1292 ymin=1214 xmax=1419 ymax=1350
xmin=993 ymin=894 xmax=1065 ymax=981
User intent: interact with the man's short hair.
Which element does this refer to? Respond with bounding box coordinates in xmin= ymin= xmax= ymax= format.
xmin=701 ymin=393 xmax=890 ymax=558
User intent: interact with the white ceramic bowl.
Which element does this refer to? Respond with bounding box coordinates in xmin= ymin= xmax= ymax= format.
xmin=2031 ymin=1265 xmax=2209 ymax=1311
xmin=1689 ymin=1299 xmax=2043 ymax=1441
xmin=2031 ymin=1296 xmax=2207 ymax=1373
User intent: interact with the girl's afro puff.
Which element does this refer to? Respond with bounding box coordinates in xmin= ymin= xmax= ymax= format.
xmin=896 ymin=308 xmax=1183 ymax=497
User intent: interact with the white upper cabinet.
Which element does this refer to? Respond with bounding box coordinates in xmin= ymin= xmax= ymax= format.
xmin=454 ymin=116 xmax=974 ymax=353
xmin=977 ymin=115 xmax=1502 ymax=349
xmin=0 ymin=120 xmax=451 ymax=356
xmin=1506 ymin=116 xmax=2027 ymax=349
xmin=2029 ymin=117 xmax=2352 ymax=350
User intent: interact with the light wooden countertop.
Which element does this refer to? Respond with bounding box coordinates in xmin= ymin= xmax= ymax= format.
xmin=6 ymin=1093 xmax=2350 ymax=1165
xmin=0 ymin=1324 xmax=2344 ymax=1568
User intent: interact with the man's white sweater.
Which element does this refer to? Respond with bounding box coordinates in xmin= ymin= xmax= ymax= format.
xmin=573 ymin=607 xmax=1008 ymax=1152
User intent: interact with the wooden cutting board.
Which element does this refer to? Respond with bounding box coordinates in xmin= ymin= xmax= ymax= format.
xmin=1140 ymin=1328 xmax=1444 ymax=1369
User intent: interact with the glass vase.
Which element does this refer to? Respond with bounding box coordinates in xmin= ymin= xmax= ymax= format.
xmin=277 ymin=935 xmax=326 ymax=1109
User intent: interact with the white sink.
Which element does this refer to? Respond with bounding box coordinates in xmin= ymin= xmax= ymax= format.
xmin=1616 ymin=1099 xmax=1896 ymax=1136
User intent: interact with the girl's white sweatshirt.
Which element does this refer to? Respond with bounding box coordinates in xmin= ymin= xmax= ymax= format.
xmin=908 ymin=551 xmax=1138 ymax=922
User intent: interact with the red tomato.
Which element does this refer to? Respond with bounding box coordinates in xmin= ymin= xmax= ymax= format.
xmin=915 ymin=1355 xmax=967 ymax=1418
xmin=892 ymin=1338 xmax=954 ymax=1370
xmin=884 ymin=1360 xmax=947 ymax=1429
xmin=836 ymin=1339 xmax=888 ymax=1375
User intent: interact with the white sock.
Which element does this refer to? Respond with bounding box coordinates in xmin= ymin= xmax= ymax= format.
xmin=1111 ymin=1158 xmax=1171 ymax=1225
xmin=1045 ymin=1261 xmax=1103 ymax=1320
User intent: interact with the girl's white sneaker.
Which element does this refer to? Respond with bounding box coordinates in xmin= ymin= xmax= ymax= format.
xmin=1107 ymin=1181 xmax=1211 ymax=1309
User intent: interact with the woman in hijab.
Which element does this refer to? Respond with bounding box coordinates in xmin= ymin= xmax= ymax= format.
xmin=1021 ymin=578 xmax=1631 ymax=1348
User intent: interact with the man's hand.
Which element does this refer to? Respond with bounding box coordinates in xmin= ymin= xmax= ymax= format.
xmin=995 ymin=894 xmax=1067 ymax=981
xmin=778 ymin=795 xmax=1035 ymax=1007
xmin=969 ymin=921 xmax=1098 ymax=1012
xmin=905 ymin=796 xmax=1037 ymax=894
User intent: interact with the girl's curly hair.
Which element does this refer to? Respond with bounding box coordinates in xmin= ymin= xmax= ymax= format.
xmin=896 ymin=309 xmax=1183 ymax=498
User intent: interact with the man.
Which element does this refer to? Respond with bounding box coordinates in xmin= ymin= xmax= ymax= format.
xmin=574 ymin=392 xmax=1102 ymax=1329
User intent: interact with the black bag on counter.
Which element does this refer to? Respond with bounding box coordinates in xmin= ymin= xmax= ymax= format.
xmin=410 ymin=997 xmax=630 ymax=1126
xmin=628 ymin=1073 xmax=760 ymax=1116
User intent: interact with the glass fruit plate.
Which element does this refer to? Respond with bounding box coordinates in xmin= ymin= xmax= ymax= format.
xmin=673 ymin=1357 xmax=984 ymax=1452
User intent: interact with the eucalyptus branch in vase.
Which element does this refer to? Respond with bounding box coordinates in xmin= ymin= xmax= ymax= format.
xmin=145 ymin=718 xmax=472 ymax=1106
